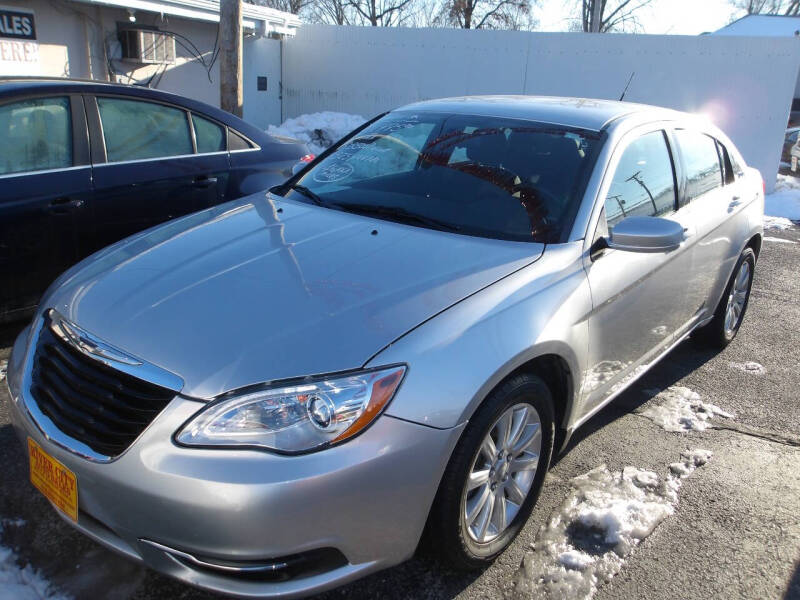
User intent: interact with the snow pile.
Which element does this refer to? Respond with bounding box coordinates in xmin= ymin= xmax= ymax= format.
xmin=512 ymin=450 xmax=712 ymax=600
xmin=0 ymin=359 xmax=6 ymax=382
xmin=638 ymin=386 xmax=732 ymax=432
xmin=0 ymin=520 xmax=69 ymax=600
xmin=762 ymin=215 xmax=795 ymax=231
xmin=267 ymin=112 xmax=366 ymax=156
xmin=763 ymin=236 xmax=797 ymax=244
xmin=728 ymin=361 xmax=766 ymax=375
xmin=765 ymin=175 xmax=800 ymax=221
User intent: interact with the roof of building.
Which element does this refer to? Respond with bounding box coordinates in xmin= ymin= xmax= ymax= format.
xmin=713 ymin=14 xmax=800 ymax=37
xmin=395 ymin=96 xmax=684 ymax=131
xmin=70 ymin=0 xmax=301 ymax=36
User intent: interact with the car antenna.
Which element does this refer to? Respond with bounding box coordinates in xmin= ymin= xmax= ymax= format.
xmin=619 ymin=71 xmax=635 ymax=101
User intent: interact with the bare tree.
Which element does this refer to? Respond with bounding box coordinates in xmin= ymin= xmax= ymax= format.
xmin=244 ymin=0 xmax=313 ymax=15
xmin=403 ymin=0 xmax=448 ymax=27
xmin=499 ymin=3 xmax=537 ymax=30
xmin=575 ymin=0 xmax=656 ymax=33
xmin=346 ymin=0 xmax=416 ymax=25
xmin=307 ymin=0 xmax=355 ymax=24
xmin=437 ymin=0 xmax=534 ymax=29
xmin=732 ymin=0 xmax=800 ymax=14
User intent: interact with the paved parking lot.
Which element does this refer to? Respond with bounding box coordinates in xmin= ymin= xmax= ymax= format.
xmin=1 ymin=223 xmax=799 ymax=600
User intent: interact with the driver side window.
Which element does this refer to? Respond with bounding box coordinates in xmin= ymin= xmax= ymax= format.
xmin=604 ymin=130 xmax=677 ymax=229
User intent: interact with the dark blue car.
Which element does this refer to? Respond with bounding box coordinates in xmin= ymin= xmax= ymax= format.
xmin=0 ymin=78 xmax=310 ymax=322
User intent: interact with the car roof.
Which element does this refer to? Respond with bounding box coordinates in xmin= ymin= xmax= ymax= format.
xmin=394 ymin=95 xmax=684 ymax=131
xmin=0 ymin=77 xmax=194 ymax=102
xmin=0 ymin=77 xmax=269 ymax=142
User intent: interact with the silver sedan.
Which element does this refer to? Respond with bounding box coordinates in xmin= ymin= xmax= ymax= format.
xmin=5 ymin=96 xmax=763 ymax=598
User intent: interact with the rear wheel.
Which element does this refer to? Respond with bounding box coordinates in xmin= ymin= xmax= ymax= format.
xmin=425 ymin=373 xmax=554 ymax=570
xmin=695 ymin=247 xmax=755 ymax=349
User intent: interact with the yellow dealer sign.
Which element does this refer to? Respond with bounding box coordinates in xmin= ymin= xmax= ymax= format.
xmin=28 ymin=437 xmax=78 ymax=523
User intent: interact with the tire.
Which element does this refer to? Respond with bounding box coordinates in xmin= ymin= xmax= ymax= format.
xmin=694 ymin=247 xmax=756 ymax=349
xmin=424 ymin=373 xmax=554 ymax=571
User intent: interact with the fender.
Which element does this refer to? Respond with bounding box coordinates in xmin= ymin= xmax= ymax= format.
xmin=370 ymin=242 xmax=592 ymax=430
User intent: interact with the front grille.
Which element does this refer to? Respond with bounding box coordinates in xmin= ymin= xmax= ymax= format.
xmin=30 ymin=321 xmax=174 ymax=457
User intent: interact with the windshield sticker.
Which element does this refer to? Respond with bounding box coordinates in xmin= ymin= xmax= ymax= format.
xmin=313 ymin=162 xmax=354 ymax=183
xmin=364 ymin=115 xmax=422 ymax=135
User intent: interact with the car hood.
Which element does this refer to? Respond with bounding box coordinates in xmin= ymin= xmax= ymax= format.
xmin=44 ymin=194 xmax=543 ymax=399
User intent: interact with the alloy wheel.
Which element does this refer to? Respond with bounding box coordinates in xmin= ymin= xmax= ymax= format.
xmin=724 ymin=260 xmax=751 ymax=337
xmin=462 ymin=403 xmax=542 ymax=544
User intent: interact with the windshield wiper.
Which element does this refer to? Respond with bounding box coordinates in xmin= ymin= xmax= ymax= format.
xmin=281 ymin=183 xmax=327 ymax=206
xmin=333 ymin=203 xmax=462 ymax=232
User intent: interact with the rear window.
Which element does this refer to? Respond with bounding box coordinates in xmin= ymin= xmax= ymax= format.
xmin=192 ymin=114 xmax=226 ymax=153
xmin=674 ymin=129 xmax=723 ymax=201
xmin=287 ymin=112 xmax=601 ymax=243
xmin=228 ymin=129 xmax=255 ymax=151
xmin=97 ymin=97 xmax=192 ymax=162
xmin=716 ymin=140 xmax=736 ymax=185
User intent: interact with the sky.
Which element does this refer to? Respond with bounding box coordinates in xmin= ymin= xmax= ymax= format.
xmin=534 ymin=0 xmax=742 ymax=35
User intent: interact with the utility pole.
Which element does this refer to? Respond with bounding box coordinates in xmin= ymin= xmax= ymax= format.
xmin=220 ymin=0 xmax=243 ymax=117
xmin=626 ymin=171 xmax=657 ymax=213
xmin=591 ymin=0 xmax=603 ymax=32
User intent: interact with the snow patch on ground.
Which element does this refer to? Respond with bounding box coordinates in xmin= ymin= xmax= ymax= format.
xmin=728 ymin=361 xmax=766 ymax=375
xmin=638 ymin=386 xmax=732 ymax=432
xmin=512 ymin=450 xmax=712 ymax=600
xmin=0 ymin=519 xmax=24 ymax=528
xmin=762 ymin=215 xmax=795 ymax=230
xmin=775 ymin=173 xmax=800 ymax=191
xmin=765 ymin=175 xmax=800 ymax=221
xmin=0 ymin=360 xmax=6 ymax=382
xmin=267 ymin=112 xmax=366 ymax=156
xmin=0 ymin=521 xmax=69 ymax=600
xmin=763 ymin=236 xmax=797 ymax=244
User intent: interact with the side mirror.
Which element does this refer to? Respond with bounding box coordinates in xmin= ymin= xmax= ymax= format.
xmin=607 ymin=216 xmax=685 ymax=253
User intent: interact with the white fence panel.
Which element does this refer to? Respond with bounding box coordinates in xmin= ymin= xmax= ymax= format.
xmin=282 ymin=25 xmax=800 ymax=191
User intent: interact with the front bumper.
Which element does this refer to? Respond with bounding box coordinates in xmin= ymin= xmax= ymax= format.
xmin=6 ymin=327 xmax=464 ymax=598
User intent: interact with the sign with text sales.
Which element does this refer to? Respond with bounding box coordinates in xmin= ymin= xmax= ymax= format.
xmin=0 ymin=7 xmax=35 ymax=40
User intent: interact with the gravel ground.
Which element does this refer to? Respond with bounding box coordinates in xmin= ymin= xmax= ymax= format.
xmin=0 ymin=224 xmax=798 ymax=600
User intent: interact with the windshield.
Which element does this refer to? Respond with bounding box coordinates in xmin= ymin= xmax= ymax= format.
xmin=284 ymin=111 xmax=602 ymax=243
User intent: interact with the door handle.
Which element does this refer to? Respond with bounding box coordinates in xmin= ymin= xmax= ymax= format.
xmin=192 ymin=176 xmax=218 ymax=188
xmin=48 ymin=197 xmax=84 ymax=214
xmin=728 ymin=196 xmax=742 ymax=211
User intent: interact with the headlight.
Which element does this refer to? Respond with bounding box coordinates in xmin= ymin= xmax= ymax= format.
xmin=175 ymin=365 xmax=406 ymax=454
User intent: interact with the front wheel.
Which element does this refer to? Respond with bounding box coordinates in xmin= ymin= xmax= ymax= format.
xmin=695 ymin=247 xmax=756 ymax=349
xmin=425 ymin=373 xmax=554 ymax=570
